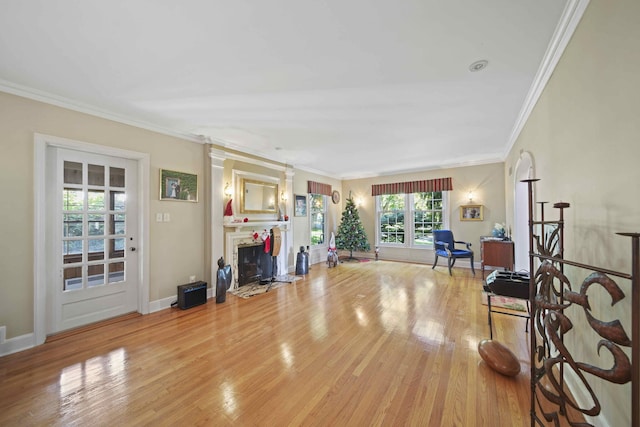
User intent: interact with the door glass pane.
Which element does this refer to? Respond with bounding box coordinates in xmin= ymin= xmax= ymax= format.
xmin=310 ymin=194 xmax=326 ymax=246
xmin=109 ymin=262 xmax=125 ymax=284
xmin=88 ymin=164 xmax=105 ymax=186
xmin=110 ymin=214 xmax=125 ymax=235
xmin=88 ymin=214 xmax=105 ymax=236
xmin=59 ymin=156 xmax=133 ymax=307
xmin=63 ymin=266 xmax=82 ymax=290
xmin=88 ymin=264 xmax=104 ymax=287
xmin=88 ymin=190 xmax=105 ymax=211
xmin=110 ymin=167 xmax=125 ymax=188
xmin=310 ymin=194 xmax=324 ymax=211
xmin=63 ymin=240 xmax=83 ymax=264
xmin=63 ymin=213 xmax=83 ymax=237
xmin=111 ymin=191 xmax=126 ymax=211
xmin=311 ymin=212 xmax=325 ymax=245
xmin=63 ymin=189 xmax=84 ymax=210
xmin=109 ymin=238 xmax=125 ymax=259
xmin=88 ymin=239 xmax=105 ymax=260
xmin=63 ymin=161 xmax=83 ymax=184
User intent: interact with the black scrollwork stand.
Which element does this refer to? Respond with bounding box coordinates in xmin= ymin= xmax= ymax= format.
xmin=523 ymin=179 xmax=639 ymax=426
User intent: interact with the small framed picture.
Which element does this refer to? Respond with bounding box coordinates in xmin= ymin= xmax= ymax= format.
xmin=294 ymin=194 xmax=307 ymax=216
xmin=160 ymin=169 xmax=198 ymax=202
xmin=460 ymin=204 xmax=483 ymax=221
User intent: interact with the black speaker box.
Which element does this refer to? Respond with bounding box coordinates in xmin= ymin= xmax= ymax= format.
xmin=485 ymin=271 xmax=529 ymax=299
xmin=177 ymin=281 xmax=207 ymax=309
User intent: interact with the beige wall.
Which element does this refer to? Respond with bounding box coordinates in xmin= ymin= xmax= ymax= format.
xmin=343 ymin=163 xmax=505 ymax=265
xmin=0 ymin=92 xmax=206 ymax=338
xmin=504 ymin=1 xmax=640 ymax=425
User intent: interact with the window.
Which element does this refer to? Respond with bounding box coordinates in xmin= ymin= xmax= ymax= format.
xmin=376 ymin=191 xmax=447 ymax=249
xmin=379 ymin=194 xmax=405 ymax=244
xmin=61 ymin=160 xmax=128 ymax=290
xmin=412 ymin=192 xmax=444 ymax=247
xmin=309 ymin=194 xmax=326 ymax=246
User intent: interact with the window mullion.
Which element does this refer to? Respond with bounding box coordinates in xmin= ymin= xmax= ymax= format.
xmin=406 ymin=194 xmax=414 ymax=248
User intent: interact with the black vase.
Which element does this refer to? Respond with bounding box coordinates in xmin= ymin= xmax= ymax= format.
xmin=295 ymin=246 xmax=309 ymax=275
xmin=216 ymin=274 xmax=226 ymax=303
xmin=216 ymin=257 xmax=232 ymax=304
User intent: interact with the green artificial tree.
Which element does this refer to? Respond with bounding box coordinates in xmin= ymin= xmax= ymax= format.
xmin=335 ymin=196 xmax=370 ymax=259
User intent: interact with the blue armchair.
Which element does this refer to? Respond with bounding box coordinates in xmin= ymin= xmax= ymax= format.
xmin=432 ymin=230 xmax=475 ymax=276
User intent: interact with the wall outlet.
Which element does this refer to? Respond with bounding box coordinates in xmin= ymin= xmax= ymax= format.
xmin=156 ymin=213 xmax=163 ymax=222
xmin=163 ymin=213 xmax=171 ymax=222
xmin=189 ymin=275 xmax=196 ymax=283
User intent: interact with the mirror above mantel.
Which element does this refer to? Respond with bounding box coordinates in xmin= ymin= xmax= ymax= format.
xmin=239 ymin=178 xmax=279 ymax=214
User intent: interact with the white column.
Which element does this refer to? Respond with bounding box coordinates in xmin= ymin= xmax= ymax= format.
xmin=283 ymin=166 xmax=295 ymax=273
xmin=209 ymin=147 xmax=226 ymax=293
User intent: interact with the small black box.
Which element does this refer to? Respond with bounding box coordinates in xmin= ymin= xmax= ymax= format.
xmin=485 ymin=271 xmax=529 ymax=299
xmin=177 ymin=281 xmax=207 ymax=309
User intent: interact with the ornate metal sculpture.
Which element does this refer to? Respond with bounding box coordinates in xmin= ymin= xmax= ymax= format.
xmin=523 ymin=179 xmax=639 ymax=426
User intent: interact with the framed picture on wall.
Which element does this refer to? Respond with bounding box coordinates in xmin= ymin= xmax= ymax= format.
xmin=460 ymin=204 xmax=483 ymax=221
xmin=294 ymin=194 xmax=307 ymax=216
xmin=160 ymin=169 xmax=198 ymax=202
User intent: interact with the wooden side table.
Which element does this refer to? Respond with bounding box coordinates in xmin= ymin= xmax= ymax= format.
xmin=480 ymin=238 xmax=514 ymax=279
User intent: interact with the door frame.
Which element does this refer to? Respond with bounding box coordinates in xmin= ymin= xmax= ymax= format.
xmin=34 ymin=133 xmax=150 ymax=346
xmin=513 ymin=151 xmax=535 ymax=272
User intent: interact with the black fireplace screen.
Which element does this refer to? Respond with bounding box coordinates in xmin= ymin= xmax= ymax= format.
xmin=237 ymin=244 xmax=275 ymax=286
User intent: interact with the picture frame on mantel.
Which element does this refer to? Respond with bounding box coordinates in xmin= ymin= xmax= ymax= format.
xmin=160 ymin=168 xmax=198 ymax=202
xmin=294 ymin=194 xmax=307 ymax=216
xmin=460 ymin=204 xmax=483 ymax=221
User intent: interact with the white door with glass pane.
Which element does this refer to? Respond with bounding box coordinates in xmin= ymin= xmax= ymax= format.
xmin=55 ymin=149 xmax=138 ymax=333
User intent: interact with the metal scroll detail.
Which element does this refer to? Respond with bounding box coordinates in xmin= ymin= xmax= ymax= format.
xmin=523 ymin=179 xmax=639 ymax=427
xmin=532 ymin=263 xmax=632 ymax=425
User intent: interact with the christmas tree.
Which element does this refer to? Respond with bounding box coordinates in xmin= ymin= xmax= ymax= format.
xmin=335 ymin=196 xmax=370 ymax=259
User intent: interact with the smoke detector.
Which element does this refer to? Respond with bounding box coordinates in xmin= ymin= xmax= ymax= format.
xmin=469 ymin=60 xmax=489 ymax=72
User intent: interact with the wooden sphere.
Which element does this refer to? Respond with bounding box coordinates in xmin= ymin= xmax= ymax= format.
xmin=478 ymin=339 xmax=520 ymax=377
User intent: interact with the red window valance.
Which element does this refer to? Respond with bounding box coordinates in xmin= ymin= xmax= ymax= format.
xmin=371 ymin=177 xmax=453 ymax=196
xmin=307 ymin=181 xmax=332 ymax=196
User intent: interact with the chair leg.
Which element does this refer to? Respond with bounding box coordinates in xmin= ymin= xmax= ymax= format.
xmin=432 ymin=255 xmax=439 ymax=270
xmin=488 ymin=294 xmax=494 ymax=339
xmin=447 ymin=257 xmax=454 ymax=275
xmin=470 ymin=255 xmax=475 ymax=276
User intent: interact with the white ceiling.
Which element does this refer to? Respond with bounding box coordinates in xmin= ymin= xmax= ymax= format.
xmin=0 ymin=1 xmax=574 ymax=179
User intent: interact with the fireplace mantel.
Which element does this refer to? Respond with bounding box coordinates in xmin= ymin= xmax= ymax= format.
xmin=223 ymin=219 xmax=290 ymax=232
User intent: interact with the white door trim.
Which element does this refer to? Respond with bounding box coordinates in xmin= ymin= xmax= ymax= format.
xmin=513 ymin=151 xmax=535 ymax=272
xmin=34 ymin=133 xmax=150 ymax=346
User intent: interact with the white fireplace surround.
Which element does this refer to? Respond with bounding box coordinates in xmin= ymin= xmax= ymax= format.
xmin=224 ymin=221 xmax=290 ymax=289
xmin=210 ymin=148 xmax=294 ymax=293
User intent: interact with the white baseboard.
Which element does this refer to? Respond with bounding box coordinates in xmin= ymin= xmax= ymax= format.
xmin=562 ymin=366 xmax=608 ymax=426
xmin=148 ymin=287 xmax=214 ymax=313
xmin=148 ymin=295 xmax=177 ymax=313
xmin=0 ymin=326 xmax=36 ymax=357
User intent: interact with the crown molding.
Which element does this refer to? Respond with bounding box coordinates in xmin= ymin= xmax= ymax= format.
xmin=223 ymin=151 xmax=288 ymax=173
xmin=0 ymin=79 xmax=202 ymax=144
xmin=504 ymin=0 xmax=591 ymax=158
xmin=338 ymin=157 xmax=505 ymax=181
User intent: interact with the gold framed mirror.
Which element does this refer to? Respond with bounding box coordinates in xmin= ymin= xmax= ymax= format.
xmin=240 ymin=178 xmax=279 ymax=214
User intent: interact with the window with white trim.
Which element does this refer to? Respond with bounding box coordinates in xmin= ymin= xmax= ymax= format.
xmin=309 ymin=194 xmax=326 ymax=246
xmin=376 ymin=191 xmax=447 ymax=249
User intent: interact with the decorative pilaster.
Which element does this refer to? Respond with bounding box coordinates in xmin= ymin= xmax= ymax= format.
xmin=209 ymin=147 xmax=226 ymax=292
xmin=283 ymin=166 xmax=295 ymax=273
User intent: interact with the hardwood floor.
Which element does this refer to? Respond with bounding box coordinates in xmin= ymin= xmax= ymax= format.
xmin=0 ymin=261 xmax=534 ymax=426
